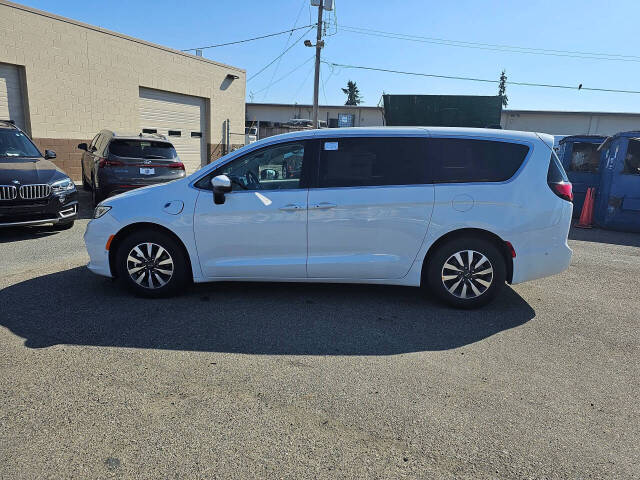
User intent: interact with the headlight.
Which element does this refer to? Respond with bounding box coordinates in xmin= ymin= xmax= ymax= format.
xmin=51 ymin=177 xmax=76 ymax=194
xmin=93 ymin=205 xmax=111 ymax=219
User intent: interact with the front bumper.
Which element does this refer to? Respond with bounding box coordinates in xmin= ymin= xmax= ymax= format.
xmin=84 ymin=212 xmax=121 ymax=278
xmin=0 ymin=191 xmax=78 ymax=227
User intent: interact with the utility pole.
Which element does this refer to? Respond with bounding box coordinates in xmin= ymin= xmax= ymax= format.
xmin=312 ymin=0 xmax=324 ymax=128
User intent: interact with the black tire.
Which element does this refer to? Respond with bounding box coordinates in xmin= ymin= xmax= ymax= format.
xmin=426 ymin=236 xmax=506 ymax=309
xmin=115 ymin=229 xmax=190 ymax=298
xmin=81 ymin=164 xmax=91 ymax=191
xmin=51 ymin=220 xmax=74 ymax=231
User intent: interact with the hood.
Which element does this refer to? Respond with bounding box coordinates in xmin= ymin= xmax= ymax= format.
xmin=0 ymin=157 xmax=66 ymax=184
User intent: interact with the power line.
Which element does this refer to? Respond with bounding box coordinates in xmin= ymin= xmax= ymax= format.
xmin=323 ymin=61 xmax=640 ymax=94
xmin=293 ymin=62 xmax=316 ymax=101
xmin=253 ymin=55 xmax=315 ymax=95
xmin=182 ymin=24 xmax=314 ymax=52
xmin=263 ymin=0 xmax=309 ymax=100
xmin=247 ymin=26 xmax=315 ymax=82
xmin=338 ymin=25 xmax=640 ymax=63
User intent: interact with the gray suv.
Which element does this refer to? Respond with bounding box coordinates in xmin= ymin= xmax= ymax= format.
xmin=79 ymin=130 xmax=186 ymax=205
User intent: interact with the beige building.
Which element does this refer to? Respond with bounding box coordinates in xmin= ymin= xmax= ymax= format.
xmin=501 ymin=109 xmax=640 ymax=136
xmin=246 ymin=102 xmax=384 ymax=138
xmin=0 ymin=0 xmax=246 ymax=177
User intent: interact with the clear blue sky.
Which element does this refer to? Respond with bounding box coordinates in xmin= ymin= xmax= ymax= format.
xmin=18 ymin=0 xmax=640 ymax=111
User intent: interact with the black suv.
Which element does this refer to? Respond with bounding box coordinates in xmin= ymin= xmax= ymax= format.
xmin=79 ymin=130 xmax=186 ymax=205
xmin=0 ymin=120 xmax=78 ymax=229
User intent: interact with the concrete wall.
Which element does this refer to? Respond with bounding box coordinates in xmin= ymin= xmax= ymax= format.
xmin=0 ymin=0 xmax=245 ymax=179
xmin=246 ymin=103 xmax=385 ymax=127
xmin=501 ymin=110 xmax=640 ymax=136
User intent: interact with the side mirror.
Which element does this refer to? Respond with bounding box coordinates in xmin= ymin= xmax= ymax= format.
xmin=44 ymin=149 xmax=56 ymax=159
xmin=77 ymin=143 xmax=88 ymax=151
xmin=211 ymin=174 xmax=232 ymax=205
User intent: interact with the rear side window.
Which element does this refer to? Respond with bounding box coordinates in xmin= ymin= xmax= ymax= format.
xmin=430 ymin=138 xmax=529 ymax=183
xmin=318 ymin=137 xmax=427 ymax=188
xmin=109 ymin=140 xmax=177 ymax=159
xmin=548 ymin=151 xmax=569 ymax=183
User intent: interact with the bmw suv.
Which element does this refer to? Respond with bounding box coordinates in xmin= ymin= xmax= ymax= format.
xmin=79 ymin=130 xmax=186 ymax=206
xmin=0 ymin=120 xmax=78 ymax=229
xmin=84 ymin=127 xmax=573 ymax=308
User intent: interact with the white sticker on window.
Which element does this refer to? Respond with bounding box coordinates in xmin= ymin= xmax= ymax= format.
xmin=324 ymin=141 xmax=338 ymax=151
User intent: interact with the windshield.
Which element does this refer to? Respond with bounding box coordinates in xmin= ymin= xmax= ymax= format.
xmin=109 ymin=139 xmax=177 ymax=159
xmin=0 ymin=129 xmax=41 ymax=159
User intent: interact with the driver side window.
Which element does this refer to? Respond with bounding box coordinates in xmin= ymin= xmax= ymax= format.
xmin=215 ymin=142 xmax=305 ymax=191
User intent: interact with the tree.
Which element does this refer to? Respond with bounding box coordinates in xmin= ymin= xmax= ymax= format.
xmin=498 ymin=70 xmax=508 ymax=107
xmin=342 ymin=80 xmax=362 ymax=105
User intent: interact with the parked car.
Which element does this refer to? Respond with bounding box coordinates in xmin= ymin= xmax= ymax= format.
xmin=79 ymin=130 xmax=186 ymax=206
xmin=0 ymin=120 xmax=77 ymax=229
xmin=84 ymin=127 xmax=573 ymax=308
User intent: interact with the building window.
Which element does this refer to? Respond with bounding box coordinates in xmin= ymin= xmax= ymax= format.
xmin=168 ymin=130 xmax=181 ymax=137
xmin=142 ymin=128 xmax=157 ymax=134
xmin=191 ymin=131 xmax=202 ymax=138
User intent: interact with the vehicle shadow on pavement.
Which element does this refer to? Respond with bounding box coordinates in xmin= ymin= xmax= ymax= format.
xmin=568 ymin=224 xmax=640 ymax=247
xmin=1 ymin=267 xmax=535 ymax=355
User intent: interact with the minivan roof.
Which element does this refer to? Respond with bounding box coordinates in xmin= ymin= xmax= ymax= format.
xmin=262 ymin=126 xmax=547 ymax=144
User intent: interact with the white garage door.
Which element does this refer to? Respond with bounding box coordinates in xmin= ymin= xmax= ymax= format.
xmin=138 ymin=87 xmax=206 ymax=174
xmin=0 ymin=63 xmax=26 ymax=130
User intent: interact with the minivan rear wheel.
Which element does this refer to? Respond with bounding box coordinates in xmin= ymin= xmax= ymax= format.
xmin=426 ymin=237 xmax=506 ymax=309
xmin=115 ymin=230 xmax=190 ymax=298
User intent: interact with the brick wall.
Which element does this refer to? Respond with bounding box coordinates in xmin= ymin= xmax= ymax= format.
xmin=32 ymin=137 xmax=88 ymax=181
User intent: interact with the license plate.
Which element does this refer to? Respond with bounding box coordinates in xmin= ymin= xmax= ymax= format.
xmin=140 ymin=167 xmax=155 ymax=175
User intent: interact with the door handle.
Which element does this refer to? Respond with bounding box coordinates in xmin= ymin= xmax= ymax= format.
xmin=279 ymin=203 xmax=304 ymax=211
xmin=312 ymin=202 xmax=337 ymax=209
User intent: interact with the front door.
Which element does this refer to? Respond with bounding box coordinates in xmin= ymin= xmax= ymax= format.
xmin=307 ymin=136 xmax=434 ymax=279
xmin=194 ymin=140 xmax=311 ymax=279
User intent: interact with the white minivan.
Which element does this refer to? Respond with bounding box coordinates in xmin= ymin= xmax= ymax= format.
xmin=84 ymin=127 xmax=573 ymax=308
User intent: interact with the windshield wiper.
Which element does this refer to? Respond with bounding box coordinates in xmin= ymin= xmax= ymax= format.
xmin=143 ymin=155 xmax=168 ymax=159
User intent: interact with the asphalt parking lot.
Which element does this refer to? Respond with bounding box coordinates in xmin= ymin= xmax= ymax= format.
xmin=1 ymin=190 xmax=639 ymax=479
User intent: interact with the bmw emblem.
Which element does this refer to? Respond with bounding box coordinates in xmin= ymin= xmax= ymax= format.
xmin=11 ymin=179 xmax=20 ymax=185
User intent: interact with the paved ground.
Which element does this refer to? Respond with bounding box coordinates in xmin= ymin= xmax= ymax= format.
xmin=1 ymin=190 xmax=639 ymax=479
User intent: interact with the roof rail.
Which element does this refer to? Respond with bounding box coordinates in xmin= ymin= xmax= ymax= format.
xmin=138 ymin=132 xmax=167 ymax=140
xmin=0 ymin=119 xmax=16 ymax=125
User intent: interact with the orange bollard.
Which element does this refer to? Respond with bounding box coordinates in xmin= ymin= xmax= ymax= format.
xmin=576 ymin=187 xmax=594 ymax=229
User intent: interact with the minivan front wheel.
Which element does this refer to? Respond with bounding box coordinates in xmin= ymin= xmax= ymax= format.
xmin=115 ymin=230 xmax=189 ymax=297
xmin=426 ymin=237 xmax=506 ymax=309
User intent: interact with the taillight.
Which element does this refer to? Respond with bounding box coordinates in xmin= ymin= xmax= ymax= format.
xmin=168 ymin=162 xmax=185 ymax=170
xmin=505 ymin=241 xmax=516 ymax=258
xmin=549 ymin=182 xmax=573 ymax=202
xmin=98 ymin=158 xmax=124 ymax=168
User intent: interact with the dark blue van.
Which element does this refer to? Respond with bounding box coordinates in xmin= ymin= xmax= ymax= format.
xmin=594 ymin=131 xmax=640 ymax=232
xmin=557 ymin=135 xmax=605 ymax=217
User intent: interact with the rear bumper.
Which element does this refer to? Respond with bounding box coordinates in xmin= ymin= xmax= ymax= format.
xmin=99 ymin=173 xmax=184 ymax=198
xmin=0 ymin=193 xmax=78 ymax=227
xmin=511 ymin=202 xmax=573 ymax=284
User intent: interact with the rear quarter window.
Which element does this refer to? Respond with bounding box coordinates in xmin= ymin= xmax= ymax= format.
xmin=548 ymin=151 xmax=569 ymax=183
xmin=430 ymin=138 xmax=530 ymax=183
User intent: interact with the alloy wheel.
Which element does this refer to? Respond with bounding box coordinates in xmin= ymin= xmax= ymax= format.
xmin=126 ymin=242 xmax=174 ymax=289
xmin=441 ymin=249 xmax=494 ymax=299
